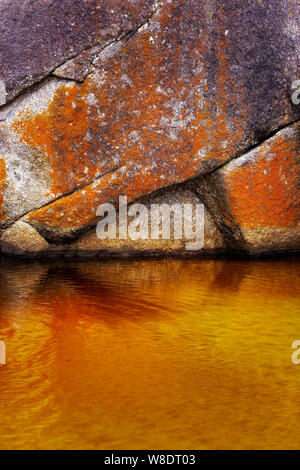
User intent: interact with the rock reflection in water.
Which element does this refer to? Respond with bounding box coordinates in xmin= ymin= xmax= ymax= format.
xmin=0 ymin=257 xmax=299 ymax=449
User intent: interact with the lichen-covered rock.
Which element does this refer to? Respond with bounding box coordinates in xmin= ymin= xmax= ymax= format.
xmin=196 ymin=123 xmax=300 ymax=254
xmin=0 ymin=79 xmax=79 ymax=229
xmin=0 ymin=0 xmax=299 ymax=244
xmin=0 ymin=0 xmax=299 ymax=257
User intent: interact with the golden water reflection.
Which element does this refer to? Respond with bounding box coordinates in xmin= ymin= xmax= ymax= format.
xmin=0 ymin=257 xmax=299 ymax=449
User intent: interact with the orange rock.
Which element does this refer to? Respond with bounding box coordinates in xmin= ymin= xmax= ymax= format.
xmin=196 ymin=123 xmax=300 ymax=253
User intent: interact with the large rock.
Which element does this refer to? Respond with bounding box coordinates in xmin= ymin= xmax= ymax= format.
xmin=0 ymin=185 xmax=225 ymax=257
xmin=195 ymin=123 xmax=300 ymax=254
xmin=0 ymin=0 xmax=299 ymax=243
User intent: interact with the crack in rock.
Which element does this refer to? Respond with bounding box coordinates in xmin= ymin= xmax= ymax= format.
xmin=52 ymin=0 xmax=164 ymax=82
xmin=0 ymin=0 xmax=160 ymax=107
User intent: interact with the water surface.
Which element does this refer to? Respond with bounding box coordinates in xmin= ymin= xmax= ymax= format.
xmin=0 ymin=257 xmax=299 ymax=449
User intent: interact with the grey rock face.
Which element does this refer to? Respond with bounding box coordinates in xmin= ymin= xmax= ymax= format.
xmin=0 ymin=221 xmax=49 ymax=256
xmin=0 ymin=0 xmax=158 ymax=103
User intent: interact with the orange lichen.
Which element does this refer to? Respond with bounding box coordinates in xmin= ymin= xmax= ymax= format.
xmin=12 ymin=84 xmax=110 ymax=197
xmin=225 ymin=132 xmax=299 ymax=228
xmin=27 ymin=163 xmax=177 ymax=233
xmin=11 ymin=1 xmax=267 ymax=239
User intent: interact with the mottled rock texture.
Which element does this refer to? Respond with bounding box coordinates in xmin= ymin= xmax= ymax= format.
xmin=195 ymin=123 xmax=300 ymax=254
xmin=1 ymin=221 xmax=49 ymax=256
xmin=0 ymin=0 xmax=299 ymax=257
xmin=0 ymin=0 xmax=158 ymax=103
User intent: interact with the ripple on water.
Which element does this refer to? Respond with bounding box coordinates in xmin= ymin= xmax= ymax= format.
xmin=0 ymin=257 xmax=299 ymax=449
